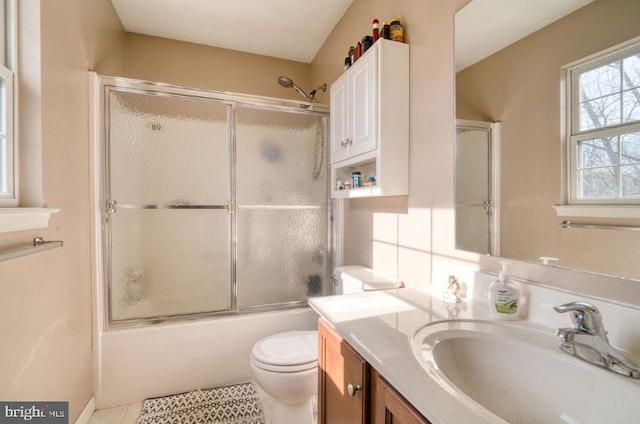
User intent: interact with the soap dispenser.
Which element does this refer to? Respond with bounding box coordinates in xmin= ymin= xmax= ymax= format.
xmin=489 ymin=262 xmax=520 ymax=320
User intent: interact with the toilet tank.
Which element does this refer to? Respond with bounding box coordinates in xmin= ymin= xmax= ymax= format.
xmin=333 ymin=265 xmax=402 ymax=294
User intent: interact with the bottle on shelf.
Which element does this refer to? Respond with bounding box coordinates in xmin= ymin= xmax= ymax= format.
xmin=382 ymin=22 xmax=390 ymax=40
xmin=361 ymin=36 xmax=373 ymax=54
xmin=390 ymin=17 xmax=404 ymax=42
xmin=351 ymin=171 xmax=363 ymax=189
xmin=372 ymin=18 xmax=380 ymax=42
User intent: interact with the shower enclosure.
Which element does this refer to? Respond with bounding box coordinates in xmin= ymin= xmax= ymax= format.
xmin=96 ymin=76 xmax=330 ymax=326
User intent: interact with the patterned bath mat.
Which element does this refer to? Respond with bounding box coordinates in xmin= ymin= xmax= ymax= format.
xmin=137 ymin=382 xmax=265 ymax=424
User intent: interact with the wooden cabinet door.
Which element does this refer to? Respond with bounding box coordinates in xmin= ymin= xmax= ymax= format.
xmin=373 ymin=370 xmax=431 ymax=424
xmin=318 ymin=318 xmax=370 ymax=424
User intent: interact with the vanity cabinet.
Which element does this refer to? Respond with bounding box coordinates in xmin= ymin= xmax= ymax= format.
xmin=318 ymin=319 xmax=431 ymax=424
xmin=318 ymin=318 xmax=370 ymax=424
xmin=373 ymin=371 xmax=431 ymax=424
xmin=329 ymin=39 xmax=409 ymax=198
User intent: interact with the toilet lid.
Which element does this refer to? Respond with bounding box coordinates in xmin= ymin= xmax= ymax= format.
xmin=251 ymin=331 xmax=318 ymax=367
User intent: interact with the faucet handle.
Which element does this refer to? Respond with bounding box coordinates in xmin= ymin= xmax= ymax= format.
xmin=553 ymin=301 xmax=607 ymax=339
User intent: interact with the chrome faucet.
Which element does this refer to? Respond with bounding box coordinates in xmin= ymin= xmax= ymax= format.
xmin=554 ymin=301 xmax=640 ymax=379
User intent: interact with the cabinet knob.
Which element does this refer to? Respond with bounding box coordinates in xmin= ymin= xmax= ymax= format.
xmin=347 ymin=383 xmax=361 ymax=397
xmin=340 ymin=138 xmax=353 ymax=148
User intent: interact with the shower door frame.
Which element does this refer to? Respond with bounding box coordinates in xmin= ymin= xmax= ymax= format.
xmin=91 ymin=74 xmax=332 ymax=329
xmin=454 ymin=119 xmax=501 ymax=256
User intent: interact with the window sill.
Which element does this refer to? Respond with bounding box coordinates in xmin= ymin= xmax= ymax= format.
xmin=553 ymin=205 xmax=640 ymax=219
xmin=0 ymin=208 xmax=60 ymax=233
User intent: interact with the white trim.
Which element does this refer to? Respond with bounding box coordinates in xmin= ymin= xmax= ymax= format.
xmin=0 ymin=0 xmax=17 ymax=206
xmin=0 ymin=1 xmax=5 ymax=67
xmin=0 ymin=65 xmax=15 ymax=205
xmin=74 ymin=396 xmax=95 ymax=424
xmin=553 ymin=205 xmax=640 ymax=219
xmin=490 ymin=121 xmax=501 ymax=257
xmin=89 ymin=72 xmax=105 ymax=403
xmin=0 ymin=207 xmax=59 ymax=232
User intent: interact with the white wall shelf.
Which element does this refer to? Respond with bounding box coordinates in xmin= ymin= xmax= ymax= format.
xmin=0 ymin=208 xmax=60 ymax=233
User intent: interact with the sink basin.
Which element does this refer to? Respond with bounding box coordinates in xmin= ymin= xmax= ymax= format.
xmin=411 ymin=320 xmax=640 ymax=423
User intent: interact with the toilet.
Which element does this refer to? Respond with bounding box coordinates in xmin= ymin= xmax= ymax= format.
xmin=250 ymin=330 xmax=318 ymax=424
xmin=333 ymin=265 xmax=402 ymax=294
xmin=250 ymin=266 xmax=402 ymax=424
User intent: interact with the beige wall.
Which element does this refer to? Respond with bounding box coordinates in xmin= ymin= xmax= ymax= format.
xmin=456 ymin=0 xmax=640 ymax=280
xmin=0 ymin=0 xmax=125 ymax=421
xmin=311 ymin=0 xmax=472 ymax=291
xmin=312 ymin=0 xmax=640 ymax=305
xmin=124 ymin=33 xmax=314 ymax=101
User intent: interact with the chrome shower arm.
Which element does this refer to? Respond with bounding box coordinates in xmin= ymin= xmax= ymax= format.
xmin=291 ymin=82 xmax=314 ymax=102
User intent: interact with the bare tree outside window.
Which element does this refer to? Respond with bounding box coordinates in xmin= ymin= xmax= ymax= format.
xmin=572 ymin=50 xmax=640 ymax=202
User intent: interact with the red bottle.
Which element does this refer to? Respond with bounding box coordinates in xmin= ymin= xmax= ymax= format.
xmin=372 ymin=18 xmax=380 ymax=42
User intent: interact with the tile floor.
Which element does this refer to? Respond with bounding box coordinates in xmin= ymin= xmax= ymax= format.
xmin=87 ymin=402 xmax=142 ymax=424
xmin=87 ymin=383 xmax=315 ymax=424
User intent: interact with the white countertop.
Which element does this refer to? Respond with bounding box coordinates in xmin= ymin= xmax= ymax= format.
xmin=308 ymin=287 xmax=511 ymax=424
xmin=309 ymin=276 xmax=640 ymax=424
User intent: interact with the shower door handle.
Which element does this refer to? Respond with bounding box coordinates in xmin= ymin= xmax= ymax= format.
xmin=108 ymin=202 xmax=230 ymax=210
xmin=106 ymin=200 xmax=118 ymax=214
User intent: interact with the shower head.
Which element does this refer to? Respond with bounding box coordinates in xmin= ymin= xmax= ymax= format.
xmin=277 ymin=76 xmax=326 ymax=103
xmin=278 ymin=76 xmax=313 ymax=102
xmin=278 ymin=76 xmax=294 ymax=88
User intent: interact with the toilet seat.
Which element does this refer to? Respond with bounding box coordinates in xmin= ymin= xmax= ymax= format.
xmin=251 ymin=331 xmax=318 ymax=373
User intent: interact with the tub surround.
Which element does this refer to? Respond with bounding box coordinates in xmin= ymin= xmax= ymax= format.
xmin=309 ymin=272 xmax=640 ymax=423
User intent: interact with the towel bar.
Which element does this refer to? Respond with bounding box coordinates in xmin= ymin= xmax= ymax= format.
xmin=0 ymin=237 xmax=64 ymax=263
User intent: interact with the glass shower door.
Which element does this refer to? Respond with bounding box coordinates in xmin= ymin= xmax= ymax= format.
xmin=455 ymin=124 xmax=493 ymax=255
xmin=106 ymin=89 xmax=231 ymax=321
xmin=235 ymin=107 xmax=327 ymax=308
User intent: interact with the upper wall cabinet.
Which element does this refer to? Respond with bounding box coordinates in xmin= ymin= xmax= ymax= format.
xmin=330 ymin=39 xmax=409 ymax=198
xmin=330 ymin=47 xmax=378 ymax=163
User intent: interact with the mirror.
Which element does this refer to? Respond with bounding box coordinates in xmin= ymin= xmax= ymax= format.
xmin=455 ymin=0 xmax=640 ymax=281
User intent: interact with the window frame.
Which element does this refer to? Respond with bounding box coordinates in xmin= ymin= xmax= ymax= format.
xmin=565 ymin=36 xmax=640 ymax=206
xmin=0 ymin=0 xmax=16 ymax=207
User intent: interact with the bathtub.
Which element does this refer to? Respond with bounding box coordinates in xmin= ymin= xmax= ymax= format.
xmin=94 ymin=307 xmax=318 ymax=408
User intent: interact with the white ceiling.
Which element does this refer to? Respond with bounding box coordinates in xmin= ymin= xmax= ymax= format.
xmin=110 ymin=0 xmax=355 ymax=63
xmin=110 ymin=0 xmax=594 ymax=69
xmin=455 ymin=0 xmax=594 ymax=72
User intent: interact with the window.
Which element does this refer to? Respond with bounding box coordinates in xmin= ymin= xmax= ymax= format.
xmin=0 ymin=0 xmax=15 ymax=206
xmin=0 ymin=0 xmax=59 ymax=232
xmin=567 ymin=39 xmax=640 ymax=205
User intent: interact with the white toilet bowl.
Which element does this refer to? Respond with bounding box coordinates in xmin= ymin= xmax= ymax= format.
xmin=250 ymin=330 xmax=318 ymax=424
